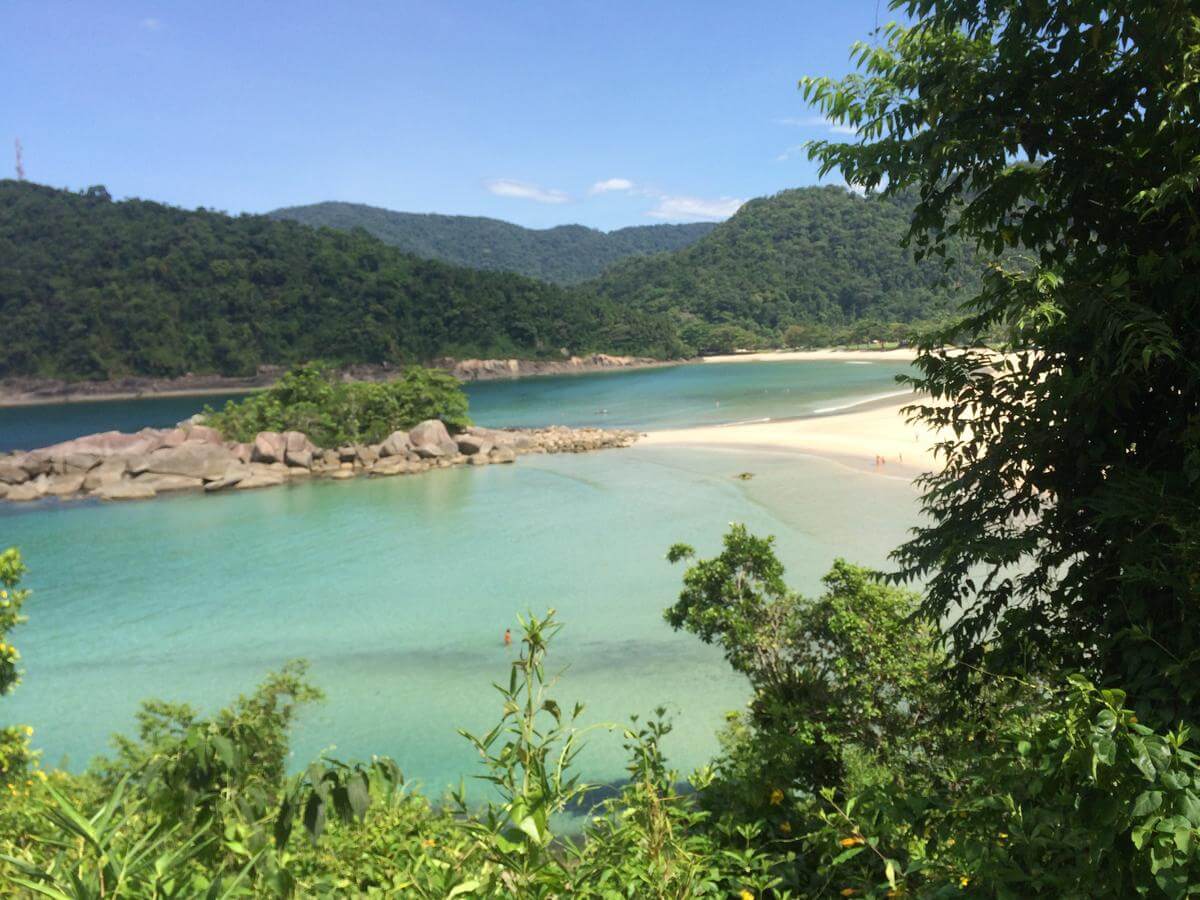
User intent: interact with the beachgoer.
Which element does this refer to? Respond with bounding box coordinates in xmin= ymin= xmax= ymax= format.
xmin=503 ymin=628 xmax=512 ymax=647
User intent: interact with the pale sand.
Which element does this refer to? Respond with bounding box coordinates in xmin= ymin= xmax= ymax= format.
xmin=700 ymin=348 xmax=920 ymax=365
xmin=641 ymin=392 xmax=942 ymax=477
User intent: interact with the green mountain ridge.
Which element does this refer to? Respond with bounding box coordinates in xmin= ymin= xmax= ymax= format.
xmin=0 ymin=182 xmax=981 ymax=382
xmin=0 ymin=181 xmax=680 ymax=381
xmin=267 ymin=201 xmax=716 ymax=285
xmin=591 ymin=185 xmax=981 ymax=344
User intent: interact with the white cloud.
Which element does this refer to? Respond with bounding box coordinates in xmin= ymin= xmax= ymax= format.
xmin=776 ymin=115 xmax=857 ymax=136
xmin=646 ymin=194 xmax=744 ymax=222
xmin=775 ymin=144 xmax=806 ymax=162
xmin=589 ymin=177 xmax=635 ymax=195
xmin=485 ymin=179 xmax=569 ymax=204
xmin=140 ymin=17 xmax=162 ymax=30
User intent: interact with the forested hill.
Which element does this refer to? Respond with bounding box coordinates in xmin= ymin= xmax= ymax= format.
xmin=590 ymin=186 xmax=981 ymax=346
xmin=268 ymin=201 xmax=715 ymax=284
xmin=0 ymin=181 xmax=682 ymax=381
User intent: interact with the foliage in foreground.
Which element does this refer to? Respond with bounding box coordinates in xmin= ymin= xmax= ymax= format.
xmin=803 ymin=0 xmax=1200 ymax=722
xmin=204 ymin=362 xmax=471 ymax=447
xmin=0 ymin=554 xmax=790 ymax=896
xmin=665 ymin=529 xmax=1200 ymax=897
xmin=5 ymin=536 xmax=1200 ymax=897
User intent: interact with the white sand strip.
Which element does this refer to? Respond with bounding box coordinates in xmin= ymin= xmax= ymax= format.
xmin=641 ymin=393 xmax=941 ymax=476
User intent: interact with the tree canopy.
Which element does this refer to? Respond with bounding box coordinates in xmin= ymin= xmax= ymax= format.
xmin=205 ymin=362 xmax=471 ymax=447
xmin=590 ymin=186 xmax=981 ymax=344
xmin=269 ymin=202 xmax=716 ymax=285
xmin=803 ymin=0 xmax=1200 ymax=720
xmin=0 ymin=181 xmax=684 ymax=381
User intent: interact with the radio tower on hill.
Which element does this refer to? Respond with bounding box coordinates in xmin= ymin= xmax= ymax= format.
xmin=14 ymin=139 xmax=24 ymax=180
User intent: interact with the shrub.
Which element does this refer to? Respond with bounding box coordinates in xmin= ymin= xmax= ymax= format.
xmin=205 ymin=362 xmax=471 ymax=447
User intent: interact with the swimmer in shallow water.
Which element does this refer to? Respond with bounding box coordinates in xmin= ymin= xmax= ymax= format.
xmin=503 ymin=628 xmax=512 ymax=647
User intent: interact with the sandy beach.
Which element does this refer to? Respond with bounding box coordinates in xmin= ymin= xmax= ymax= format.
xmin=641 ymin=391 xmax=941 ymax=477
xmin=700 ymin=348 xmax=920 ymax=365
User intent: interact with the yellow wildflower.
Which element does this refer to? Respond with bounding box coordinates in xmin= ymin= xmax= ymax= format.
xmin=839 ymin=835 xmax=865 ymax=848
xmin=740 ymin=892 xmax=754 ymax=900
xmin=945 ymin=837 xmax=956 ymax=847
xmin=769 ymin=787 xmax=785 ymax=805
xmin=960 ymin=876 xmax=970 ymax=888
xmin=1 ymin=590 xmax=8 ymax=599
xmin=421 ymin=838 xmax=436 ymax=848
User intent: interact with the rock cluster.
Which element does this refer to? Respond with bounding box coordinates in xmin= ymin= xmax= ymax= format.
xmin=444 ymin=354 xmax=665 ymax=382
xmin=0 ymin=420 xmax=638 ymax=503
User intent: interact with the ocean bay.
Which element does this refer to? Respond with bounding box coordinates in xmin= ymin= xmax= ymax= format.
xmin=0 ymin=361 xmax=917 ymax=791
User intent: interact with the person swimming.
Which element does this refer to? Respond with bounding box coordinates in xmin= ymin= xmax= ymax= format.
xmin=503 ymin=628 xmax=512 ymax=647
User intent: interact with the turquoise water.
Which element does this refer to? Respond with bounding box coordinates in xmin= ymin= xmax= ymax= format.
xmin=0 ymin=361 xmax=918 ymax=793
xmin=0 ymin=394 xmax=251 ymax=453
xmin=0 ymin=360 xmax=907 ymax=451
xmin=465 ymin=360 xmax=908 ymax=431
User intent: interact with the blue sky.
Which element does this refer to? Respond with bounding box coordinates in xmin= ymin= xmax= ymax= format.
xmin=2 ymin=1 xmax=878 ymax=230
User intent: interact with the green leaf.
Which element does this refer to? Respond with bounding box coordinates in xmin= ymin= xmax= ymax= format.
xmin=1093 ymin=735 xmax=1117 ymax=770
xmin=515 ymin=814 xmax=542 ymax=844
xmin=1180 ymin=791 xmax=1200 ymax=826
xmin=448 ymin=881 xmax=481 ymax=898
xmin=347 ymin=772 xmax=370 ymax=822
xmin=303 ymin=794 xmax=326 ymax=844
xmin=210 ymin=734 xmax=236 ymax=768
xmin=1133 ymin=791 xmax=1164 ymax=817
xmin=830 ymin=846 xmax=865 ymax=866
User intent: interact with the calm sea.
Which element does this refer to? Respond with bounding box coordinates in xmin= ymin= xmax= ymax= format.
xmin=0 ymin=360 xmax=919 ymax=792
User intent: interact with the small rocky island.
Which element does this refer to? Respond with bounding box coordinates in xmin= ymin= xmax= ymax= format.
xmin=0 ymin=419 xmax=638 ymax=503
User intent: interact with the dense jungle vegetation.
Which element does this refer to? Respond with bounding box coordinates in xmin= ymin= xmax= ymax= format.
xmin=4 ymin=0 xmax=1200 ymax=895
xmin=269 ymin=202 xmax=716 ymax=285
xmin=0 ymin=180 xmax=975 ymax=385
xmin=204 ymin=363 xmax=471 ymax=447
xmin=0 ymin=181 xmax=685 ymax=381
xmin=589 ymin=187 xmax=982 ymax=353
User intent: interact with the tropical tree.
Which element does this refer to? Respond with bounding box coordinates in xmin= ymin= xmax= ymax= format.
xmin=803 ymin=1 xmax=1200 ymax=722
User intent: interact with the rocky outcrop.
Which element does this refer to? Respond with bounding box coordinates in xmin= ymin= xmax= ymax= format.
xmin=0 ymin=460 xmax=29 ymax=484
xmin=83 ymin=459 xmax=128 ymax=491
xmin=144 ymin=443 xmax=237 ymax=481
xmin=409 ymin=420 xmax=459 ymax=459
xmin=252 ymin=432 xmax=287 ymax=464
xmin=135 ymin=473 xmax=206 ymax=492
xmin=0 ymin=421 xmax=638 ymax=505
xmin=455 ymin=433 xmax=493 ymax=456
xmin=94 ymin=481 xmax=158 ymax=501
xmin=444 ymin=354 xmax=669 ymax=382
xmin=379 ymin=430 xmax=412 ymax=458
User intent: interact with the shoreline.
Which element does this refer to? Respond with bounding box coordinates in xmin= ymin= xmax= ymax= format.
xmin=0 ymin=347 xmax=918 ymax=409
xmin=700 ymin=347 xmax=919 ymax=365
xmin=0 ymin=355 xmax=680 ymax=409
xmin=639 ymin=391 xmax=940 ymax=477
